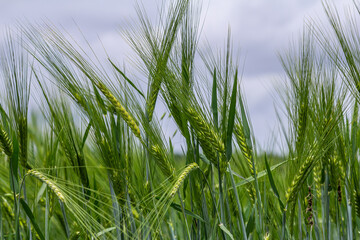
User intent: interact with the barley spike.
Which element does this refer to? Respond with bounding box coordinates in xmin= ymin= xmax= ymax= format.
xmin=27 ymin=170 xmax=65 ymax=203
xmin=169 ymin=163 xmax=199 ymax=198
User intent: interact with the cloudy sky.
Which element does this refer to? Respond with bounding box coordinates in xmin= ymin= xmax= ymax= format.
xmin=0 ymin=0 xmax=356 ymax=151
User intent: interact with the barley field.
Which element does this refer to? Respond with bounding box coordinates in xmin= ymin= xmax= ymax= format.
xmin=0 ymin=0 xmax=360 ymax=239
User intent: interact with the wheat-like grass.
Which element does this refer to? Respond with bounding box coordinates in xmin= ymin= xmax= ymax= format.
xmin=18 ymin=116 xmax=30 ymax=169
xmin=95 ymin=81 xmax=141 ymax=140
xmin=295 ymin=103 xmax=307 ymax=153
xmin=313 ymin=162 xmax=322 ymax=198
xmin=305 ymin=186 xmax=314 ymax=226
xmin=1 ymin=197 xmax=30 ymax=234
xmin=286 ymin=154 xmax=316 ymax=204
xmin=169 ymin=163 xmax=199 ymax=198
xmin=235 ymin=124 xmax=256 ymax=176
xmin=185 ymin=107 xmax=224 ymax=153
xmin=0 ymin=126 xmax=12 ymax=157
xmin=151 ymin=144 xmax=175 ymax=179
xmin=354 ymin=190 xmax=360 ymax=218
xmin=27 ymin=170 xmax=65 ymax=203
xmin=146 ymin=82 xmax=161 ymax=121
xmin=246 ymin=184 xmax=256 ymax=203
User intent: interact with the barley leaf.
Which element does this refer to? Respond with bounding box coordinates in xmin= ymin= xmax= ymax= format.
xmin=264 ymin=154 xmax=284 ymax=210
xmin=226 ymin=69 xmax=238 ymax=161
xmin=211 ymin=68 xmax=218 ymax=128
xmin=108 ymin=58 xmax=145 ymax=99
xmin=10 ymin=138 xmax=19 ymax=193
xmin=81 ymin=121 xmax=92 ymax=150
xmin=20 ymin=198 xmax=45 ymax=240
xmin=219 ymin=223 xmax=234 ymax=240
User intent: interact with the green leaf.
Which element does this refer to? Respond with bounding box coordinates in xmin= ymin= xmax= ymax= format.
xmin=168 ymin=201 xmax=205 ymax=222
xmin=246 ymin=207 xmax=255 ymax=237
xmin=239 ymin=93 xmax=252 ymax=149
xmin=60 ymin=201 xmax=70 ymax=238
xmin=93 ymin=83 xmax=108 ymax=114
xmin=20 ymin=198 xmax=45 ymax=240
xmin=0 ymin=198 xmax=3 ymax=240
xmin=264 ymin=154 xmax=285 ymax=210
xmin=109 ymin=59 xmax=145 ymax=99
xmin=81 ymin=121 xmax=92 ymax=150
xmin=35 ymin=183 xmax=47 ymax=204
xmin=10 ymin=138 xmax=19 ymax=193
xmin=229 ymin=159 xmax=288 ymax=189
xmin=226 ymin=69 xmax=238 ymax=160
xmin=219 ymin=223 xmax=234 ymax=240
xmin=211 ymin=68 xmax=218 ymax=128
xmin=96 ymin=227 xmax=116 ymax=237
xmin=199 ymin=154 xmax=210 ymax=165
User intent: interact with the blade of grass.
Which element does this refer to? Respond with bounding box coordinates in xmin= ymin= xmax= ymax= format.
xmin=20 ymin=198 xmax=45 ymax=240
xmin=108 ymin=59 xmax=145 ymax=100
xmin=211 ymin=68 xmax=218 ymax=129
xmin=226 ymin=69 xmax=238 ymax=161
xmin=219 ymin=223 xmax=234 ymax=240
xmin=228 ymin=163 xmax=247 ymax=239
xmin=264 ymin=154 xmax=284 ymax=210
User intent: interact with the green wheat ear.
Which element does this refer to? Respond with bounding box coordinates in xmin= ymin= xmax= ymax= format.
xmin=27 ymin=170 xmax=65 ymax=203
xmin=235 ymin=124 xmax=256 ymax=176
xmin=151 ymin=144 xmax=175 ymax=179
xmin=286 ymin=155 xmax=316 ymax=204
xmin=169 ymin=163 xmax=199 ymax=198
xmin=354 ymin=190 xmax=360 ymax=218
xmin=185 ymin=107 xmax=224 ymax=153
xmin=95 ymin=81 xmax=142 ymax=140
xmin=0 ymin=126 xmax=12 ymax=157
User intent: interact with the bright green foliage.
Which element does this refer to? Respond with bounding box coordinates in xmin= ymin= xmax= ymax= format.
xmin=1 ymin=0 xmax=360 ymax=239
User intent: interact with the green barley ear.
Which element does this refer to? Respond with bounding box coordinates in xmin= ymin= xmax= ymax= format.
xmin=94 ymin=81 xmax=142 ymax=140
xmin=0 ymin=125 xmax=12 ymax=157
xmin=168 ymin=163 xmax=198 ymax=198
xmin=234 ymin=123 xmax=257 ymax=202
xmin=246 ymin=184 xmax=256 ymax=203
xmin=286 ymin=155 xmax=317 ymax=204
xmin=0 ymin=33 xmax=31 ymax=169
xmin=235 ymin=124 xmax=256 ymax=176
xmin=313 ymin=161 xmax=322 ymax=198
xmin=185 ymin=107 xmax=224 ymax=153
xmin=124 ymin=0 xmax=190 ymax=122
xmin=354 ymin=190 xmax=360 ymax=218
xmin=1 ymin=196 xmax=39 ymax=238
xmin=18 ymin=116 xmax=29 ymax=169
xmin=146 ymin=80 xmax=161 ymax=122
xmin=151 ymin=144 xmax=175 ymax=179
xmin=305 ymin=186 xmax=314 ymax=226
xmin=27 ymin=170 xmax=65 ymax=203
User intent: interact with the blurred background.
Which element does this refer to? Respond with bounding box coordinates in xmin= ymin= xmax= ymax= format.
xmin=0 ymin=0 xmax=354 ymax=152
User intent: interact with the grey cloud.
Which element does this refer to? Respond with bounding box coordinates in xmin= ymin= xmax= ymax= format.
xmin=0 ymin=0 xmax=357 ymax=150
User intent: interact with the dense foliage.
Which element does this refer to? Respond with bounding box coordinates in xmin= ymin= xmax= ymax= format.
xmin=1 ymin=0 xmax=360 ymax=239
